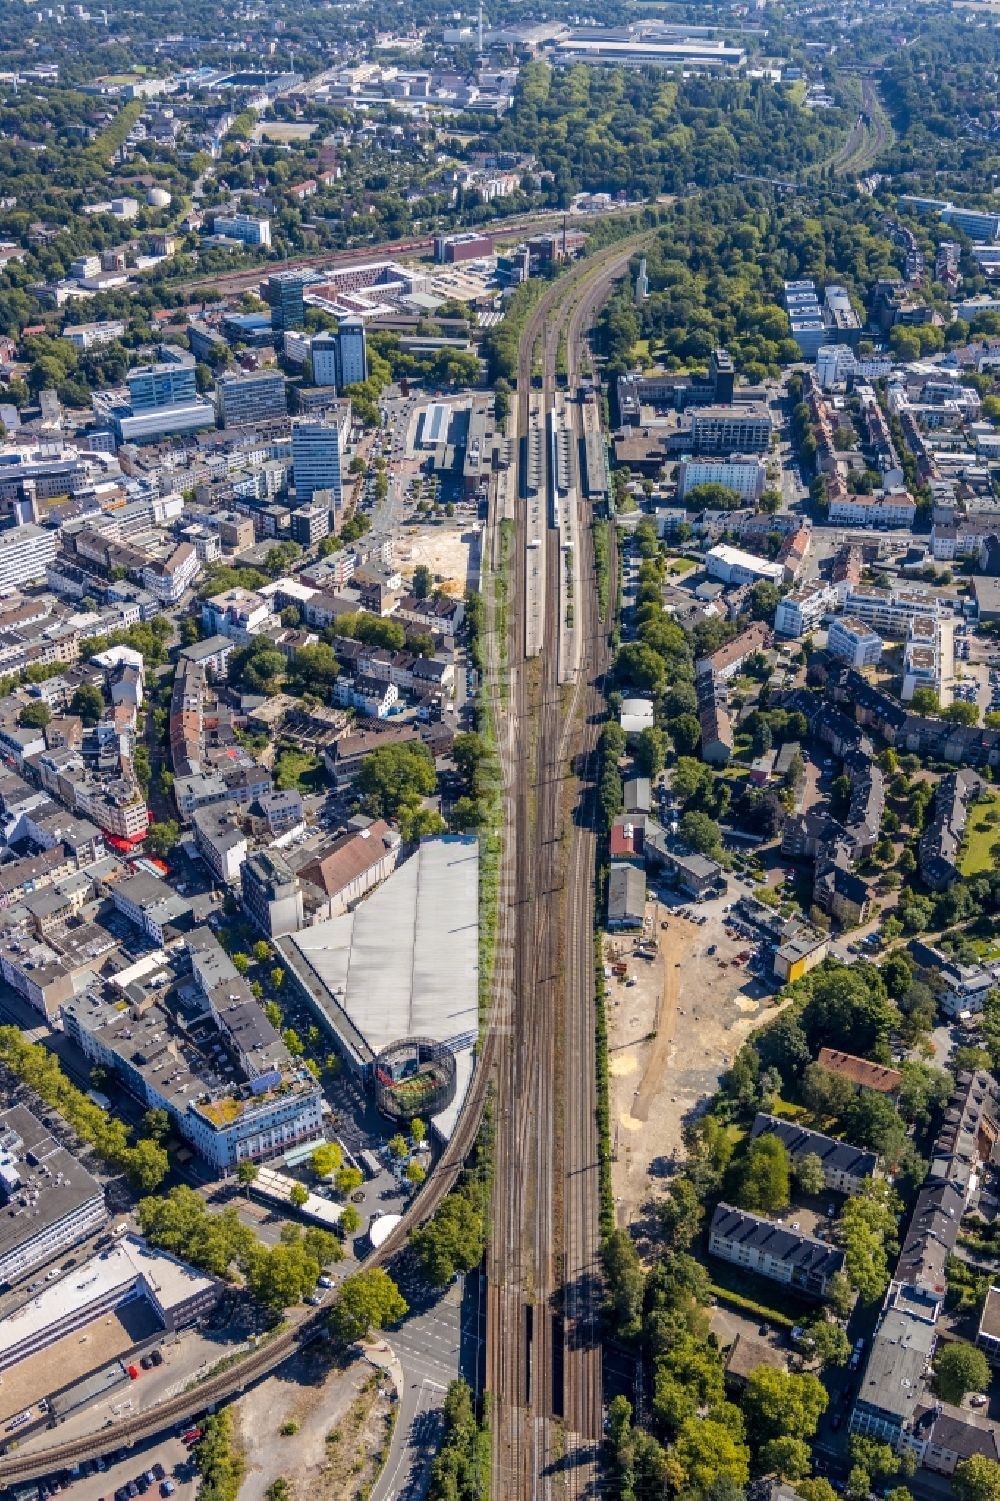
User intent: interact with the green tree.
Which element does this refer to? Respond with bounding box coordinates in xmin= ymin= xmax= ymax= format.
xmin=734 ymin=1135 xmax=791 ymax=1214
xmin=955 ymin=1454 xmax=1000 ymax=1501
xmin=335 ymin=1166 xmax=363 ymax=1196
xmin=413 ymin=564 xmax=433 ymax=599
xmin=142 ymin=1108 xmax=170 ymax=1142
xmin=679 ymin=810 xmax=723 ymax=859
xmin=635 ymin=725 xmax=667 ymax=780
xmin=795 ymin=1151 xmax=827 ymax=1198
xmin=341 ymin=1203 xmax=361 ymax=1234
xmin=760 ymin=1436 xmax=812 ymax=1480
xmin=410 ymin=1117 xmax=426 ymax=1145
xmin=70 ymin=682 xmax=104 ymax=726
xmin=311 ymin=1143 xmax=343 ymax=1178
xmin=670 ymin=1413 xmax=751 ymax=1493
xmin=935 ymin=1341 xmax=991 ymax=1405
xmin=356 ymin=741 xmax=437 ymax=819
xmin=18 ymin=700 xmax=51 ymax=729
xmin=238 ymin=1161 xmax=258 ymax=1191
xmin=803 ymin=1318 xmax=851 ymax=1368
xmin=327 ymin=1268 xmax=408 ymax=1346
xmin=743 ymin=1367 xmax=828 ymax=1444
xmin=147 ymin=820 xmax=180 ymax=858
xmin=289 ymin=1182 xmax=309 ymax=1208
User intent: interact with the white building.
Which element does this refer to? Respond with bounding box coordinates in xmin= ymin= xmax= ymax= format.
xmin=292 ymin=411 xmax=351 ymax=505
xmin=774 ymin=581 xmax=838 ymax=638
xmin=902 ymin=613 xmax=945 ymax=702
xmin=212 ymin=214 xmax=271 ymax=248
xmin=201 ymin=587 xmax=277 ymax=643
xmin=827 ymin=615 xmax=884 ymax=668
xmin=844 ymin=585 xmax=939 ymax=637
xmin=705 ymin=544 xmax=783 ymax=588
xmin=0 ymin=524 xmax=58 ymax=590
xmin=676 ymin=454 xmax=767 ymax=502
xmin=142 ymin=541 xmax=200 ymax=605
xmin=828 ymin=492 xmax=918 ymax=528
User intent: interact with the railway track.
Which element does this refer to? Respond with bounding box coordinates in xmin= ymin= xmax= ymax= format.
xmin=171 ymin=208 xmax=638 ymax=298
xmin=486 ymin=235 xmax=649 ymax=1499
xmin=0 ymin=234 xmax=643 ymax=1496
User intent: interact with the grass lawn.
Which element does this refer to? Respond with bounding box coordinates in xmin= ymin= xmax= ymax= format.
xmin=664 ymin=557 xmax=698 ymax=576
xmin=960 ymin=792 xmax=1000 ymax=876
xmin=274 ymin=745 xmax=325 ymax=794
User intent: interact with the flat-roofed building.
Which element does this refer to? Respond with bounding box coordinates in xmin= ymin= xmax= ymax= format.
xmin=0 ymin=1106 xmax=107 ymax=1287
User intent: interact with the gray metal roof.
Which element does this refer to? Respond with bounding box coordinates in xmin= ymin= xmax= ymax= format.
xmin=280 ymin=837 xmax=479 ymax=1064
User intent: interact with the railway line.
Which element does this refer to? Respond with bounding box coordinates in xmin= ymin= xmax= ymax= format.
xmin=171 ymin=207 xmax=637 ymax=298
xmin=486 ymin=234 xmax=648 ymax=1499
xmin=0 ymin=235 xmax=642 ymax=1496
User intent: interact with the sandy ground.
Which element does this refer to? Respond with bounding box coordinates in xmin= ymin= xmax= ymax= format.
xmin=606 ymin=891 xmax=780 ymax=1226
xmin=235 ymin=1347 xmax=392 ymax=1501
xmin=396 ymin=523 xmax=481 ymax=596
xmin=251 ymin=122 xmax=319 ymax=141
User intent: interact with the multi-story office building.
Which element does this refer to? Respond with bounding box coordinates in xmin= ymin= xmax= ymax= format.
xmin=216 ymin=369 xmax=288 ymax=429
xmin=212 ymin=214 xmax=271 ymax=247
xmin=0 ymin=1105 xmax=107 ymax=1286
xmin=688 ymin=405 xmax=772 ymax=455
xmin=0 ymin=525 xmax=58 ymax=590
xmin=127 ymin=360 xmax=198 ymax=411
xmin=941 ymin=206 xmax=1000 ymax=242
xmin=338 ymin=318 xmax=368 ymax=387
xmin=292 ymin=410 xmax=351 ymax=504
xmin=827 ymin=615 xmax=884 ymax=668
xmin=311 ymin=331 xmax=339 ymax=388
xmin=114 ymin=401 xmax=216 ymax=444
xmin=242 ymin=849 xmax=303 ymax=938
xmin=266 ymin=270 xmax=308 ymax=332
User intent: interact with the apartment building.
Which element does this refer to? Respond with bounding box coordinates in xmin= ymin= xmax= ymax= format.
xmin=241 ymin=849 xmax=304 ymax=938
xmin=142 ymin=540 xmax=199 ymax=605
xmin=0 ymin=1105 xmax=107 ymax=1286
xmin=212 ymin=214 xmax=271 ymax=247
xmin=688 ymin=404 xmax=772 ymax=456
xmin=676 ymin=454 xmax=766 ymax=502
xmin=0 ymin=525 xmax=58 ymax=590
xmin=843 ymin=585 xmax=939 ymax=637
xmin=774 ymin=581 xmax=837 ymax=638
xmin=827 ymin=492 xmax=918 ymax=528
xmin=696 ymin=622 xmax=773 ymax=682
xmin=827 ymin=615 xmax=884 ymax=668
xmin=709 ymin=1203 xmax=845 ymax=1297
xmin=750 ymin=1113 xmax=877 ymax=1195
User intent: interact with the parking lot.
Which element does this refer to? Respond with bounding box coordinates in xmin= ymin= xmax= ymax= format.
xmin=30 ymin=1432 xmax=199 ymax=1501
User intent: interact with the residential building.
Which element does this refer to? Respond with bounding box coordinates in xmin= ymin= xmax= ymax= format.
xmin=850 ymin=1303 xmax=938 ymax=1448
xmin=843 ymin=585 xmax=939 ymax=638
xmin=191 ymin=804 xmax=248 ymax=884
xmin=827 ymin=615 xmax=884 ymax=668
xmin=290 ymin=504 xmax=331 ymax=547
xmin=241 ymin=849 xmax=303 ymax=938
xmin=676 ymin=454 xmax=767 ymax=502
xmin=142 ymin=540 xmax=199 ymax=605
xmin=977 ymin=1285 xmax=1000 ymax=1365
xmin=828 ymin=492 xmax=918 ymax=528
xmin=708 ymin=1203 xmax=845 ymax=1297
xmin=919 ymin=770 xmax=982 ymax=891
xmin=212 ymin=214 xmax=271 ymax=247
xmin=774 ymin=582 xmax=838 ymax=639
xmin=217 ymin=370 xmax=287 ymax=428
xmin=750 ymin=1113 xmax=877 ymax=1194
xmin=292 ymin=411 xmax=350 ymax=504
xmin=0 ymin=524 xmax=57 ymax=590
xmin=696 ymin=622 xmax=773 ymax=682
xmin=200 ymin=586 xmax=277 ymax=643
xmin=0 ymin=1105 xmax=107 ymax=1287
xmin=817 ymin=1048 xmax=903 ymax=1095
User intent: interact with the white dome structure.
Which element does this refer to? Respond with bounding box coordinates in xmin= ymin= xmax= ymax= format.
xmin=147 ymin=187 xmax=171 ymax=208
